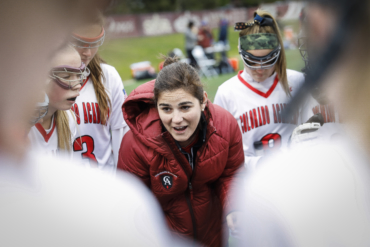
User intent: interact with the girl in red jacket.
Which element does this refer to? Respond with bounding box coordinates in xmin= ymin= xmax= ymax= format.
xmin=118 ymin=57 xmax=244 ymax=247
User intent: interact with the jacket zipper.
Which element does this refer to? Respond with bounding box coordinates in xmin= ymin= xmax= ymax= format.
xmin=163 ymin=137 xmax=198 ymax=242
xmin=162 ymin=128 xmax=214 ymax=242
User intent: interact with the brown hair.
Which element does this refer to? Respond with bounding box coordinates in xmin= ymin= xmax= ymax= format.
xmin=88 ymin=53 xmax=111 ymax=124
xmin=240 ymin=9 xmax=290 ymax=96
xmin=154 ymin=56 xmax=204 ymax=104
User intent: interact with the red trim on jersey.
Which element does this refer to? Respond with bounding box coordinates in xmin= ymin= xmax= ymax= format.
xmin=237 ymin=70 xmax=279 ymax=98
xmin=80 ymin=76 xmax=90 ymax=91
xmin=35 ymin=118 xmax=56 ymax=143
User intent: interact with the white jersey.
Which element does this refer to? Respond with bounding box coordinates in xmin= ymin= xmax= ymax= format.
xmin=214 ymin=69 xmax=310 ymax=172
xmin=28 ymin=111 xmax=76 ymax=158
xmin=234 ymin=139 xmax=370 ymax=247
xmin=0 ymin=151 xmax=178 ymax=247
xmin=71 ymin=63 xmax=127 ymax=172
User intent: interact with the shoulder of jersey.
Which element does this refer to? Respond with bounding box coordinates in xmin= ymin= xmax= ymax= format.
xmin=217 ymin=73 xmax=240 ymax=93
xmin=100 ymin=63 xmax=116 ymax=71
xmin=286 ymin=69 xmax=305 ymax=84
xmin=100 ymin=63 xmax=120 ymax=77
xmin=100 ymin=63 xmax=123 ymax=88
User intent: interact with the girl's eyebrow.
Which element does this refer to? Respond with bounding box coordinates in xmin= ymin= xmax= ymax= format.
xmin=179 ymin=101 xmax=193 ymax=106
xmin=159 ymin=103 xmax=171 ymax=107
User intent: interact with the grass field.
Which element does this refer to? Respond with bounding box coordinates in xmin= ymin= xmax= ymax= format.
xmin=100 ymin=27 xmax=305 ymax=102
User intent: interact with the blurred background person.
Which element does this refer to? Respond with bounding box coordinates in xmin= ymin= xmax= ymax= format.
xmin=70 ymin=14 xmax=128 ymax=173
xmin=0 ymin=1 xmax=184 ymax=246
xmin=198 ymin=20 xmax=214 ymax=59
xmin=289 ymin=14 xmax=342 ymax=147
xmin=118 ymin=57 xmax=244 ymax=247
xmin=218 ymin=18 xmax=229 ymax=47
xmin=185 ymin=20 xmax=199 ymax=68
xmin=218 ymin=17 xmax=229 ymax=61
xmin=234 ymin=0 xmax=370 ymax=246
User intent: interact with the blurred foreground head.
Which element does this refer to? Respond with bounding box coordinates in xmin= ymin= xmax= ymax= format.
xmin=303 ymin=0 xmax=370 ymax=149
xmin=0 ymin=0 xmax=110 ymax=158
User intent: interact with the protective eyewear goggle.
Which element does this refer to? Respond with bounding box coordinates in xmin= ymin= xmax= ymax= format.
xmin=49 ymin=63 xmax=90 ymax=89
xmin=239 ymin=46 xmax=281 ymax=70
xmin=30 ymin=93 xmax=49 ymax=125
xmin=70 ymin=28 xmax=105 ymax=49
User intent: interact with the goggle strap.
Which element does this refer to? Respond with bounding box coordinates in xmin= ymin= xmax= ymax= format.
xmin=239 ymin=50 xmax=280 ymax=69
xmin=239 ymin=46 xmax=281 ymax=61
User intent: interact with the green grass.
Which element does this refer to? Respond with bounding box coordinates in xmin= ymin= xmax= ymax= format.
xmin=100 ymin=27 xmax=304 ymax=102
xmin=99 ymin=27 xmax=241 ymax=81
xmin=104 ymin=48 xmax=304 ymax=102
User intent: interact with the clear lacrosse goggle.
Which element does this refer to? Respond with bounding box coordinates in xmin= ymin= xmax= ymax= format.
xmin=49 ymin=63 xmax=90 ymax=89
xmin=30 ymin=93 xmax=49 ymax=125
xmin=239 ymin=45 xmax=281 ymax=70
xmin=70 ymin=28 xmax=105 ymax=49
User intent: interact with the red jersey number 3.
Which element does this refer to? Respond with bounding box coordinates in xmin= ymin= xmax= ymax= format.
xmin=73 ymin=135 xmax=98 ymax=162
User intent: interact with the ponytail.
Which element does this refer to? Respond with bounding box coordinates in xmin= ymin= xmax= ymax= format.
xmin=88 ymin=53 xmax=111 ymax=125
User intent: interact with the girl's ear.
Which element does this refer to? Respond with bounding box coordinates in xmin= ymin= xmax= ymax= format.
xmin=202 ymin=91 xmax=208 ymax=110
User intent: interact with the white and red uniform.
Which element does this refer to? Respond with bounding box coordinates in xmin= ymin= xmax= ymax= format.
xmin=214 ymin=69 xmax=310 ymax=171
xmin=28 ymin=111 xmax=76 ymax=158
xmin=70 ymin=63 xmax=127 ymax=173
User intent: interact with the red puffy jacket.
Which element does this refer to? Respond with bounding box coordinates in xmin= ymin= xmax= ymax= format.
xmin=118 ymin=80 xmax=244 ymax=247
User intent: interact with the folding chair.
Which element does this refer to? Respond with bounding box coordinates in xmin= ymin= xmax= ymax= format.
xmin=191 ymin=46 xmax=218 ymax=78
xmin=173 ymin=48 xmax=190 ymax=64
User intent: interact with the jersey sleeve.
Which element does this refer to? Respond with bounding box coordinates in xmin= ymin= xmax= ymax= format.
xmin=105 ymin=65 xmax=127 ymax=131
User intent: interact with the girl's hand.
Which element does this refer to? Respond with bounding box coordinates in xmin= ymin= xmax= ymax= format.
xmin=226 ymin=211 xmax=241 ymax=232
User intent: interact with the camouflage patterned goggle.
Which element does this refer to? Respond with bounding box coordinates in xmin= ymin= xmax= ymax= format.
xmin=238 ymin=33 xmax=280 ymax=70
xmin=239 ymin=45 xmax=281 ymax=70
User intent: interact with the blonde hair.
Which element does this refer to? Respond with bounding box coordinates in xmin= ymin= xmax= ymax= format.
xmin=240 ymin=9 xmax=290 ymax=96
xmin=55 ymin=110 xmax=72 ymax=151
xmin=88 ymin=54 xmax=111 ymax=125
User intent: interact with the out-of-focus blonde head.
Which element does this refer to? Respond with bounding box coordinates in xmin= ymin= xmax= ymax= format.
xmin=0 ymin=0 xmax=109 ymax=159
